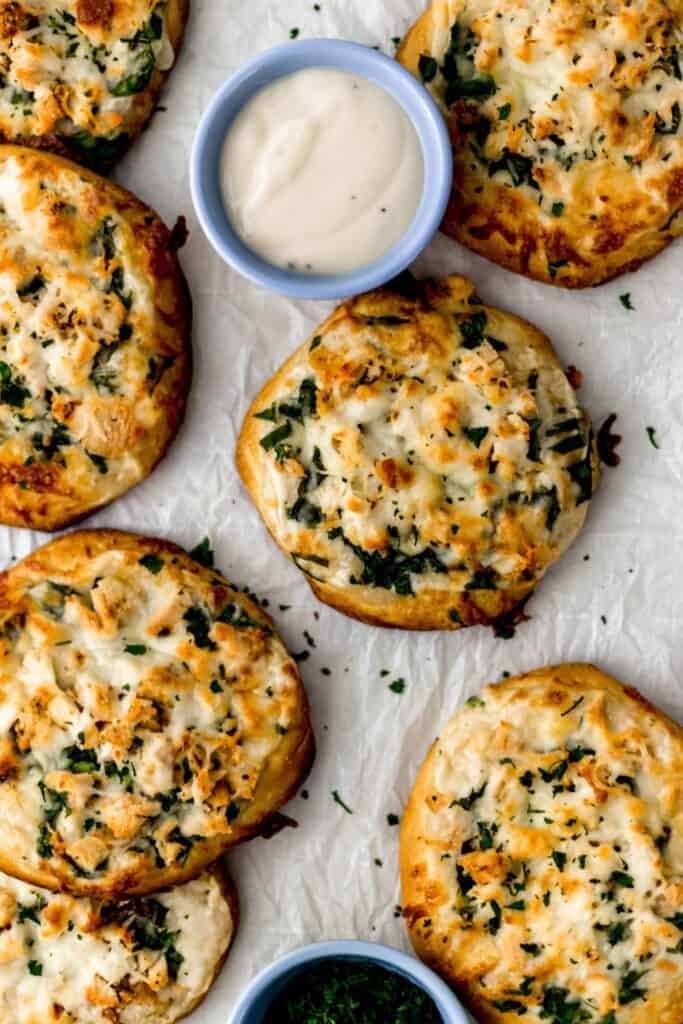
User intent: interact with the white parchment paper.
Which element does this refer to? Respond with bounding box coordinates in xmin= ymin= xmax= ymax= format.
xmin=2 ymin=0 xmax=682 ymax=1017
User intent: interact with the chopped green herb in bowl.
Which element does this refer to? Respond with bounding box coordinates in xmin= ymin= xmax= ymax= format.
xmin=262 ymin=960 xmax=443 ymax=1023
xmin=229 ymin=941 xmax=466 ymax=1024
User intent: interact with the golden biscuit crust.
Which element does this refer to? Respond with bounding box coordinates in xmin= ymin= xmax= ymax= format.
xmin=0 ymin=144 xmax=191 ymax=531
xmin=398 ymin=0 xmax=683 ymax=287
xmin=0 ymin=861 xmax=237 ymax=1024
xmin=237 ymin=275 xmax=599 ymax=631
xmin=0 ymin=530 xmax=314 ymax=897
xmin=401 ymin=663 xmax=683 ymax=1024
xmin=0 ymin=0 xmax=189 ymax=170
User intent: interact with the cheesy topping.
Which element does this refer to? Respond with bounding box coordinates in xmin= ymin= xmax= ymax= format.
xmin=401 ymin=665 xmax=683 ymax=1024
xmin=0 ymin=1 xmax=177 ymax=168
xmin=0 ymin=146 xmax=190 ymax=531
xmin=245 ymin=276 xmax=597 ymax=627
xmin=0 ymin=866 xmax=235 ymax=1024
xmin=0 ymin=532 xmax=308 ymax=894
xmin=399 ymin=0 xmax=683 ymax=285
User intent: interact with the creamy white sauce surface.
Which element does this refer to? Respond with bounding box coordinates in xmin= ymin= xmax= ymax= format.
xmin=220 ymin=67 xmax=424 ymax=274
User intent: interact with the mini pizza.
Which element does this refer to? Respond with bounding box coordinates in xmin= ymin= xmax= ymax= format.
xmin=401 ymin=663 xmax=683 ymax=1024
xmin=0 ymin=861 xmax=237 ymax=1023
xmin=237 ymin=275 xmax=599 ymax=631
xmin=398 ymin=0 xmax=683 ymax=287
xmin=0 ymin=530 xmax=314 ymax=897
xmin=0 ymin=0 xmax=189 ymax=170
xmin=0 ymin=144 xmax=191 ymax=531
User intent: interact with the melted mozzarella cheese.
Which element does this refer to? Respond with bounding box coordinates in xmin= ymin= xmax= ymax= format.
xmin=402 ymin=665 xmax=683 ymax=1023
xmin=0 ymin=868 xmax=234 ymax=1024
xmin=398 ymin=0 xmax=682 ymax=286
xmin=0 ymin=1 xmax=176 ymax=156
xmin=249 ymin=276 xmax=595 ymax=603
xmin=0 ymin=146 xmax=190 ymax=530
xmin=0 ymin=533 xmax=305 ymax=892
xmin=420 ymin=0 xmax=682 ymax=190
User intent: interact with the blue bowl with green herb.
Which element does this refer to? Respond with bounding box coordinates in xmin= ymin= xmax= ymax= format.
xmin=228 ymin=940 xmax=468 ymax=1023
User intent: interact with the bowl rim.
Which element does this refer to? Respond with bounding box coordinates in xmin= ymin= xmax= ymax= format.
xmin=190 ymin=38 xmax=453 ymax=300
xmin=227 ymin=939 xmax=469 ymax=1023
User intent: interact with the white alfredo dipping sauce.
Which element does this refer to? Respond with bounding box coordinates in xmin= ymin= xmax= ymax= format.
xmin=220 ymin=67 xmax=424 ymax=274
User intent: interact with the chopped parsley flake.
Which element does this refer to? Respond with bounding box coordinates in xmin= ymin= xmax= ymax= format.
xmin=332 ymin=790 xmax=353 ymax=814
xmin=139 ymin=553 xmax=164 ymax=574
xmin=451 ymin=782 xmax=486 ymax=811
xmin=190 ymin=536 xmax=214 ymax=568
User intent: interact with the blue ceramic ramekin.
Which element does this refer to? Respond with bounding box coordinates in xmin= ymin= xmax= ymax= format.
xmin=228 ymin=940 xmax=469 ymax=1023
xmin=190 ymin=39 xmax=452 ymax=300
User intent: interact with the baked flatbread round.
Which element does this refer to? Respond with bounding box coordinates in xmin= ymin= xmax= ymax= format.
xmin=0 ymin=144 xmax=191 ymax=531
xmin=237 ymin=275 xmax=599 ymax=631
xmin=0 ymin=861 xmax=237 ymax=1024
xmin=398 ymin=0 xmax=683 ymax=287
xmin=401 ymin=663 xmax=683 ymax=1024
xmin=0 ymin=0 xmax=189 ymax=171
xmin=0 ymin=530 xmax=314 ymax=897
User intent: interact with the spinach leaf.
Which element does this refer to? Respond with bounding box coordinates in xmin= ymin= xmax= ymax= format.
xmin=32 ymin=421 xmax=71 ymax=462
xmin=465 ymin=567 xmax=498 ymax=590
xmin=17 ymin=274 xmax=46 ymax=301
xmin=567 ymin=437 xmax=594 ymax=504
xmin=418 ymin=55 xmax=438 ymax=83
xmin=38 ymin=781 xmax=71 ymax=825
xmin=68 ymin=130 xmax=130 ymax=171
xmin=111 ymin=49 xmax=156 ymax=96
xmin=525 ymin=417 xmax=542 ymax=461
xmin=112 ymin=13 xmax=162 ymax=97
xmin=458 ymin=311 xmax=487 ymax=348
xmin=17 ymin=894 xmax=46 ymax=924
xmin=259 ymin=422 xmax=292 ymax=452
xmin=451 ymin=782 xmax=486 ymax=811
xmin=90 ymin=342 xmax=120 ymax=393
xmin=108 ymin=266 xmax=132 ymax=309
xmin=63 ymin=745 xmax=100 ymax=774
xmin=0 ymin=361 xmax=30 ymax=406
xmin=463 ymin=426 xmax=488 ymax=448
xmin=488 ymin=149 xmax=539 ymax=189
xmin=189 ymin=536 xmax=214 ymax=568
xmin=183 ymin=606 xmax=216 ymax=650
xmin=486 ymin=899 xmax=502 ymax=933
xmin=477 ymin=821 xmax=497 ymax=850
xmin=539 ymin=985 xmax=591 ymax=1023
xmin=447 ymin=73 xmax=496 ymax=101
xmin=278 ymin=377 xmax=317 ymax=421
xmin=36 ymin=824 xmax=53 ymax=859
xmin=492 ymin=999 xmax=528 ymax=1014
xmin=91 ymin=217 xmax=116 ymax=265
xmin=551 ymin=434 xmax=586 ymax=455
xmin=328 ymin=527 xmax=447 ymax=596
xmin=618 ymin=968 xmax=647 ymax=1006
xmin=287 ymin=496 xmax=322 ymax=525
xmin=126 ymin=897 xmax=184 ymax=981
xmin=139 ymin=553 xmax=164 ymax=574
xmin=595 ymin=919 xmax=631 ymax=946
xmin=216 ymin=601 xmax=270 ymax=632
xmin=440 ymin=22 xmax=496 ymax=105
